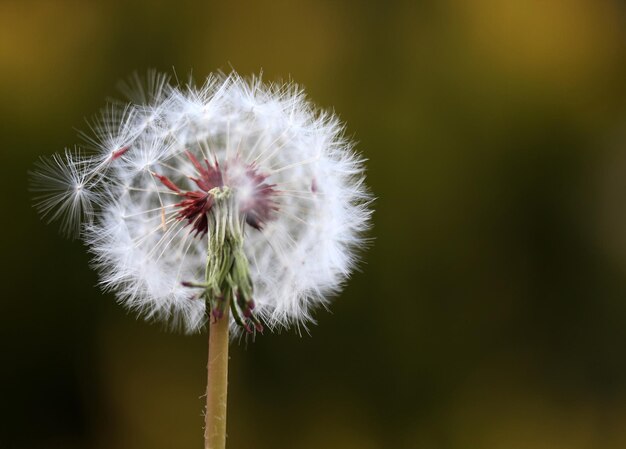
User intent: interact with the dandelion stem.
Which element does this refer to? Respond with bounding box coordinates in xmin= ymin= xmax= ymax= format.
xmin=205 ymin=306 xmax=230 ymax=449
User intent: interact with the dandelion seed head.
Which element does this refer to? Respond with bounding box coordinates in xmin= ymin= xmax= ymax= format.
xmin=31 ymin=71 xmax=372 ymax=334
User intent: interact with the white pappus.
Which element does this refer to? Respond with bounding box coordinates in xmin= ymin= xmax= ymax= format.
xmin=31 ymin=71 xmax=372 ymax=334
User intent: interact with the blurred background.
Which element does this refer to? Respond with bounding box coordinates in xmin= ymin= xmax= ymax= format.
xmin=1 ymin=0 xmax=626 ymax=448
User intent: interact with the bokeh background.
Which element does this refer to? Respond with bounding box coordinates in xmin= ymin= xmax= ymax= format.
xmin=2 ymin=0 xmax=626 ymax=448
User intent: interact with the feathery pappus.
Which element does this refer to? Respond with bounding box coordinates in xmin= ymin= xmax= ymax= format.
xmin=31 ymin=71 xmax=372 ymax=334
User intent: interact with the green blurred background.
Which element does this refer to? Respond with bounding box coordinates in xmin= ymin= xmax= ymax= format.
xmin=2 ymin=0 xmax=626 ymax=448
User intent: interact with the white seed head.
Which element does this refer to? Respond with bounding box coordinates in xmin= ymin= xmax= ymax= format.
xmin=31 ymin=71 xmax=372 ymax=334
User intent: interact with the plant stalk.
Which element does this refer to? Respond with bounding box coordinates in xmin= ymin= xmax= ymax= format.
xmin=205 ymin=307 xmax=230 ymax=449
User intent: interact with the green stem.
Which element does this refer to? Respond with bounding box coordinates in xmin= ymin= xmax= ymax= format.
xmin=205 ymin=305 xmax=230 ymax=449
xmin=202 ymin=186 xmax=256 ymax=448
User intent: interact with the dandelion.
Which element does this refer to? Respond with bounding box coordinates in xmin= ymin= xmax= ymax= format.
xmin=30 ymin=71 xmax=371 ymax=448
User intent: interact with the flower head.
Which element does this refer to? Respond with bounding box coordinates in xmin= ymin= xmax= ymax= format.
xmin=31 ymin=71 xmax=371 ymax=334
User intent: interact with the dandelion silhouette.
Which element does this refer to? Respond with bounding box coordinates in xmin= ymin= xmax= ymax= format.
xmin=30 ymin=71 xmax=371 ymax=449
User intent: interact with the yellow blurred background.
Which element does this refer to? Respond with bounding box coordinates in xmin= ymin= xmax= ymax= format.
xmin=1 ymin=0 xmax=626 ymax=448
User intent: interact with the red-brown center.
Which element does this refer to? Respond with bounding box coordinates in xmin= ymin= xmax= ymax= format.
xmin=154 ymin=151 xmax=276 ymax=237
